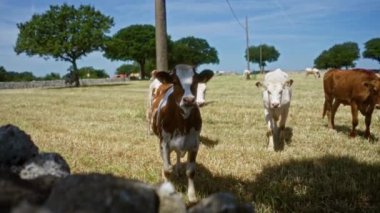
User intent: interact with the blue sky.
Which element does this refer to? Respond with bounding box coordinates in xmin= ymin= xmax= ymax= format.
xmin=0 ymin=0 xmax=379 ymax=77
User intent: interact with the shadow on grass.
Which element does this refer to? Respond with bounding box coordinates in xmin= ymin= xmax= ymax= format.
xmin=170 ymin=155 xmax=380 ymax=212
xmin=200 ymin=135 xmax=219 ymax=148
xmin=333 ymin=125 xmax=379 ymax=142
xmin=275 ymin=127 xmax=293 ymax=151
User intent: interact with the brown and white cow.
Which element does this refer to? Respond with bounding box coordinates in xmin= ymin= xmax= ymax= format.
xmin=150 ymin=64 xmax=214 ymax=202
xmin=256 ymin=68 xmax=294 ymax=151
xmin=305 ymin=67 xmax=321 ymax=78
xmin=322 ymin=69 xmax=380 ymax=139
xmin=147 ymin=68 xmax=213 ymax=134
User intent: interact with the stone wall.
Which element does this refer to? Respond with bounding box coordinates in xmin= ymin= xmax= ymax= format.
xmin=0 ymin=78 xmax=129 ymax=89
xmin=0 ymin=124 xmax=255 ymax=213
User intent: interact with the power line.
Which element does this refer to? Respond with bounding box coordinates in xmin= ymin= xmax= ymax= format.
xmin=225 ymin=0 xmax=245 ymax=30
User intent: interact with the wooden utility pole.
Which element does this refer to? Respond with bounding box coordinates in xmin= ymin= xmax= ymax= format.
xmin=245 ymin=16 xmax=250 ymax=72
xmin=260 ymin=45 xmax=263 ymax=74
xmin=155 ymin=0 xmax=168 ymax=71
xmin=245 ymin=16 xmax=253 ymax=79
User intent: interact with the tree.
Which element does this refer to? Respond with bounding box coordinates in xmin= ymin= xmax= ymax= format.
xmin=43 ymin=72 xmax=61 ymax=80
xmin=14 ymin=4 xmax=114 ymax=86
xmin=104 ymin=24 xmax=157 ymax=79
xmin=170 ymin=36 xmax=219 ymax=69
xmin=116 ymin=63 xmax=140 ymax=76
xmin=246 ymin=44 xmax=280 ymax=72
xmin=314 ymin=42 xmax=359 ymax=69
xmin=0 ymin=66 xmax=7 ymax=81
xmin=363 ymin=38 xmax=380 ymax=65
xmin=314 ymin=50 xmax=332 ymax=69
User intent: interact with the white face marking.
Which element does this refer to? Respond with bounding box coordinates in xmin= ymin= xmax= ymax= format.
xmin=196 ymin=83 xmax=207 ymax=105
xmin=265 ymin=83 xmax=283 ymax=108
xmin=175 ymin=66 xmax=197 ymax=118
xmin=176 ymin=68 xmax=195 ymax=100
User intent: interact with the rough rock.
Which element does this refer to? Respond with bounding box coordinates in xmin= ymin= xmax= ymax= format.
xmin=0 ymin=124 xmax=39 ymax=169
xmin=188 ymin=192 xmax=254 ymax=213
xmin=0 ymin=170 xmax=49 ymax=213
xmin=156 ymin=182 xmax=186 ymax=213
xmin=19 ymin=152 xmax=70 ymax=180
xmin=43 ymin=173 xmax=159 ymax=213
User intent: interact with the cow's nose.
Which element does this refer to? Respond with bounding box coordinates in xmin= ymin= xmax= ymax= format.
xmin=271 ymin=103 xmax=280 ymax=108
xmin=183 ymin=96 xmax=195 ymax=105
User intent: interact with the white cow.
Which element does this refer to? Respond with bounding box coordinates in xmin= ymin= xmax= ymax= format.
xmin=256 ymin=68 xmax=293 ymax=151
xmin=305 ymin=67 xmax=320 ymax=78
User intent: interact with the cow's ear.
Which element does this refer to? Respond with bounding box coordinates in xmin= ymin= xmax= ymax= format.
xmin=155 ymin=71 xmax=173 ymax=84
xmin=285 ymin=79 xmax=294 ymax=87
xmin=255 ymin=82 xmax=263 ymax=88
xmin=197 ymin=69 xmax=214 ymax=83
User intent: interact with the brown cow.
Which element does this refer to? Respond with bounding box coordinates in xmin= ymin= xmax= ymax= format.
xmin=322 ymin=69 xmax=380 ymax=139
xmin=150 ymin=64 xmax=214 ymax=202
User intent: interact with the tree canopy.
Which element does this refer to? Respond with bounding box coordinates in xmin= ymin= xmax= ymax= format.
xmin=77 ymin=66 xmax=109 ymax=79
xmin=0 ymin=66 xmax=36 ymax=82
xmin=170 ymin=36 xmax=219 ymax=69
xmin=116 ymin=63 xmax=140 ymax=75
xmin=246 ymin=44 xmax=280 ymax=72
xmin=104 ymin=24 xmax=157 ymax=79
xmin=314 ymin=42 xmax=359 ymax=69
xmin=14 ymin=4 xmax=114 ymax=86
xmin=363 ymin=38 xmax=380 ymax=65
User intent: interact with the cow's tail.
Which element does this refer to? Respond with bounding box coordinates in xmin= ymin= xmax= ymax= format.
xmin=322 ymin=101 xmax=327 ymax=119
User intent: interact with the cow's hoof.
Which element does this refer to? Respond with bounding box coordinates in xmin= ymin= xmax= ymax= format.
xmin=349 ymin=132 xmax=356 ymax=138
xmin=364 ymin=133 xmax=374 ymax=141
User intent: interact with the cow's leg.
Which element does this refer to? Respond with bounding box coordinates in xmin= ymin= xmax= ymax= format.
xmin=323 ymin=96 xmax=334 ymax=127
xmin=364 ymin=113 xmax=372 ymax=139
xmin=350 ymin=103 xmax=359 ymax=137
xmin=186 ymin=150 xmax=197 ymax=202
xmin=279 ymin=106 xmax=289 ymax=148
xmin=174 ymin=151 xmax=181 ymax=176
xmin=160 ymin=140 xmax=173 ymax=180
xmin=265 ymin=109 xmax=275 ymax=151
xmin=331 ymin=100 xmax=340 ymax=129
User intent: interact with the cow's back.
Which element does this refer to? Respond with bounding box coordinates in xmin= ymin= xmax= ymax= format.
xmin=324 ymin=69 xmax=376 ymax=103
xmin=264 ymin=69 xmax=288 ymax=84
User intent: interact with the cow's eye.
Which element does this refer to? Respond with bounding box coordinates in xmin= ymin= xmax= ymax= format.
xmin=267 ymin=91 xmax=271 ymax=95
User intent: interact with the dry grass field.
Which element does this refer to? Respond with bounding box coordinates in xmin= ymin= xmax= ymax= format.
xmin=1 ymin=72 xmax=379 ymax=212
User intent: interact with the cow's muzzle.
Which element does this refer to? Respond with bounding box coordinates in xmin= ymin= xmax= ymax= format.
xmin=182 ymin=96 xmax=196 ymax=106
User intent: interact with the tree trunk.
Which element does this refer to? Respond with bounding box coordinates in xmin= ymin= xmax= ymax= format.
xmin=139 ymin=60 xmax=146 ymax=80
xmin=72 ymin=60 xmax=80 ymax=87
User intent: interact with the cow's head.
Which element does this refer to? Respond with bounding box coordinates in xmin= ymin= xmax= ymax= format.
xmin=256 ymin=80 xmax=293 ymax=109
xmin=364 ymin=78 xmax=380 ymax=109
xmin=155 ymin=64 xmax=214 ymax=115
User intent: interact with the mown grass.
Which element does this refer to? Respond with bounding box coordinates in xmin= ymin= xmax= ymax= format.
xmin=1 ymin=72 xmax=379 ymax=212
